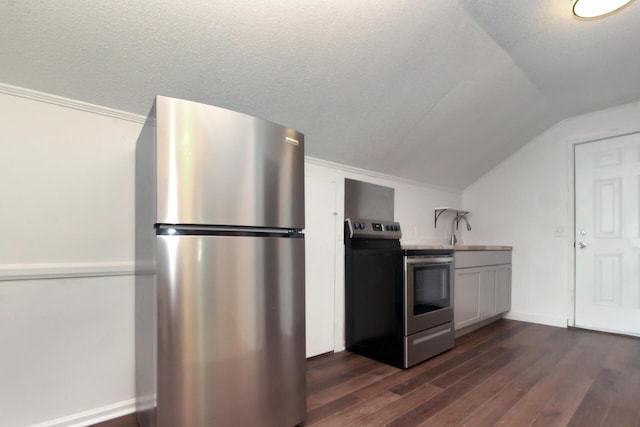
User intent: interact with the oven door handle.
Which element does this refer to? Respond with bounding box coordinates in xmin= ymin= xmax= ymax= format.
xmin=406 ymin=257 xmax=454 ymax=265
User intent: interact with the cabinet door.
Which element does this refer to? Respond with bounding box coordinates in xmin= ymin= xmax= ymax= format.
xmin=304 ymin=165 xmax=336 ymax=357
xmin=479 ymin=269 xmax=497 ymax=319
xmin=495 ymin=265 xmax=512 ymax=314
xmin=454 ymin=270 xmax=481 ymax=330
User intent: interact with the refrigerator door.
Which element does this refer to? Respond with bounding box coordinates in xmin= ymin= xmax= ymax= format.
xmin=155 ymin=233 xmax=306 ymax=427
xmin=154 ymin=96 xmax=304 ymax=229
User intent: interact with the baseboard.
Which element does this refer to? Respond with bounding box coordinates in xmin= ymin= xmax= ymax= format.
xmin=504 ymin=311 xmax=568 ymax=328
xmin=29 ymin=399 xmax=136 ymax=427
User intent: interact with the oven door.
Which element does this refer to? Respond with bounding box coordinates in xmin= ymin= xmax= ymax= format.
xmin=405 ymin=255 xmax=454 ymax=335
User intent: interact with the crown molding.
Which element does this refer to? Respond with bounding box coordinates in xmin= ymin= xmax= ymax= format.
xmin=0 ymin=82 xmax=146 ymax=124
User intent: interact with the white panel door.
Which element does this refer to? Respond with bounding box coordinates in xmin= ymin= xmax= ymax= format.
xmin=575 ymin=134 xmax=640 ymax=336
xmin=304 ymin=166 xmax=336 ymax=357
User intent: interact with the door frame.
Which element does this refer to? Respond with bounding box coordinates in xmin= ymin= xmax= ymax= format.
xmin=569 ymin=130 xmax=640 ymax=329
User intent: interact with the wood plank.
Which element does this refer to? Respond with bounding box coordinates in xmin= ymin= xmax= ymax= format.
xmin=461 ymin=345 xmax=531 ymax=386
xmin=453 ymin=318 xmax=524 ymax=349
xmin=307 ymin=356 xmax=378 ymax=392
xmin=429 ymin=345 xmax=508 ymax=388
xmin=89 ymin=320 xmax=640 ymax=427
xmin=567 ymin=367 xmax=620 ymax=427
xmin=305 ymin=393 xmax=362 ymax=424
xmin=307 ymin=352 xmax=371 ymax=383
xmin=495 ymin=329 xmax=609 ymax=426
xmin=308 ymin=363 xmax=398 ymax=408
xmin=456 ymin=327 xmax=582 ymax=427
xmin=531 ymin=374 xmax=594 ymax=427
xmin=343 ymin=383 xmax=442 ymax=427
xmin=307 ymin=390 xmax=400 ymax=427
xmin=467 ymin=320 xmax=533 ymax=353
xmin=423 ymin=345 xmax=543 ymax=426
xmin=351 ymin=359 xmax=438 ymax=400
xmin=601 ymin=368 xmax=640 ymax=427
xmin=603 ymin=334 xmax=640 ymax=371
xmin=387 ymin=381 xmax=474 ymax=427
xmin=306 ymin=350 xmax=354 ymax=369
xmin=388 ymin=349 xmax=482 ymax=395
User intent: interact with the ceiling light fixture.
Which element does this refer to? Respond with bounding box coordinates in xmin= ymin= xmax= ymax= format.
xmin=573 ymin=0 xmax=635 ymax=18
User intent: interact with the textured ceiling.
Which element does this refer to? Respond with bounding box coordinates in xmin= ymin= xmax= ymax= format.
xmin=1 ymin=0 xmax=639 ymax=190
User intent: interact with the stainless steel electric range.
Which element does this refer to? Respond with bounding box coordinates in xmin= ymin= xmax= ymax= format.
xmin=344 ymin=218 xmax=455 ymax=369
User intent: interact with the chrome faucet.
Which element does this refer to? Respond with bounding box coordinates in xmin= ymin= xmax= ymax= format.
xmin=449 ymin=215 xmax=458 ymax=245
xmin=460 ymin=215 xmax=472 ymax=231
xmin=450 ymin=213 xmax=472 ymax=245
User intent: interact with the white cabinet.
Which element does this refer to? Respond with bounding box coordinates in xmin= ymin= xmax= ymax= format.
xmin=479 ymin=268 xmax=497 ymax=319
xmin=304 ymin=164 xmax=337 ymax=358
xmin=495 ymin=264 xmax=512 ymax=314
xmin=454 ymin=251 xmax=511 ymax=333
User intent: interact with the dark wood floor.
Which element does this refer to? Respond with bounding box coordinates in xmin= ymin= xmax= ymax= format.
xmin=93 ymin=320 xmax=640 ymax=427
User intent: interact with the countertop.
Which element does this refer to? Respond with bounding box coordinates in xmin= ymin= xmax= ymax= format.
xmin=401 ymin=244 xmax=512 ymax=251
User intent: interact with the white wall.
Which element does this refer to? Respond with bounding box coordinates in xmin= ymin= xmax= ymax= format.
xmin=0 ymin=87 xmax=143 ymax=426
xmin=462 ymin=100 xmax=640 ymax=328
xmin=0 ymin=85 xmax=463 ymax=426
xmin=0 ymin=277 xmax=135 ymax=427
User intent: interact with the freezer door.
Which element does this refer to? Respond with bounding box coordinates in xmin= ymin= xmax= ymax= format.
xmin=155 ymin=234 xmax=306 ymax=427
xmin=154 ymin=96 xmax=304 ymax=229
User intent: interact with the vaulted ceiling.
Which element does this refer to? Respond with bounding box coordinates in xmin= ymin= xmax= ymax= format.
xmin=2 ymin=0 xmax=639 ymax=189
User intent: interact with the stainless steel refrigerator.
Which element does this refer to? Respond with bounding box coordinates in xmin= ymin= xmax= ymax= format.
xmin=135 ymin=96 xmax=306 ymax=427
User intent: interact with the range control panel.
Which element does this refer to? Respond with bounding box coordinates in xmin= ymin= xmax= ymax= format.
xmin=347 ymin=218 xmax=402 ymax=239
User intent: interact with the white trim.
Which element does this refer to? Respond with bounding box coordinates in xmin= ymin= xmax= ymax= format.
xmin=567 ymin=129 xmax=640 ymax=146
xmin=573 ymin=323 xmax=640 ymax=338
xmin=504 ymin=311 xmax=568 ymax=328
xmin=0 ymin=82 xmax=146 ymax=124
xmin=567 ymin=135 xmax=577 ymax=327
xmin=28 ymin=399 xmax=136 ymax=427
xmin=304 ymin=156 xmax=462 ymax=195
xmin=0 ymin=262 xmax=136 ymax=281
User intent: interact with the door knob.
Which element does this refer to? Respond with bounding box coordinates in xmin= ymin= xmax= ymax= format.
xmin=577 ymin=242 xmax=587 ymax=249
